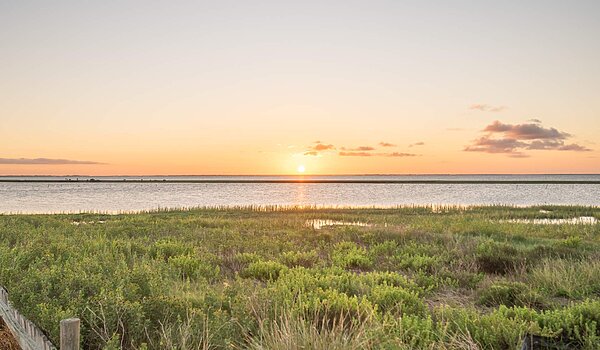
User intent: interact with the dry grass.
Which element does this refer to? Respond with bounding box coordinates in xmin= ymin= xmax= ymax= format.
xmin=0 ymin=317 xmax=20 ymax=350
xmin=247 ymin=311 xmax=376 ymax=350
xmin=529 ymin=258 xmax=600 ymax=298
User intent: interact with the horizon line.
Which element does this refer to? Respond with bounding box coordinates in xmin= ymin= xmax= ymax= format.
xmin=1 ymin=173 xmax=600 ymax=177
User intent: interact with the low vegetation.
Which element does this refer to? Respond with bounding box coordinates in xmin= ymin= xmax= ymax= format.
xmin=0 ymin=205 xmax=599 ymax=349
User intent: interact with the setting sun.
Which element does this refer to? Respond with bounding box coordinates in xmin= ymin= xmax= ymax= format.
xmin=297 ymin=165 xmax=306 ymax=173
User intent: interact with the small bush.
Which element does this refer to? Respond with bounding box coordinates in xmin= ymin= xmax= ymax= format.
xmin=242 ymin=260 xmax=288 ymax=281
xmin=476 ymin=241 xmax=524 ymax=274
xmin=478 ymin=281 xmax=528 ymax=307
xmin=301 ymin=289 xmax=376 ymax=327
xmin=369 ymin=284 xmax=426 ymax=316
xmin=280 ymin=250 xmax=319 ymax=268
xmin=557 ymin=236 xmax=583 ymax=249
xmin=150 ymin=240 xmax=192 ymax=261
xmin=331 ymin=242 xmax=372 ymax=270
xmin=168 ymin=255 xmax=220 ymax=281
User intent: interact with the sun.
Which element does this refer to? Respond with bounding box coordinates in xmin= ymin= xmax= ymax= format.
xmin=297 ymin=165 xmax=306 ymax=173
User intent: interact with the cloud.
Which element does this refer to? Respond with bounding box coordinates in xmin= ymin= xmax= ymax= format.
xmin=483 ymin=120 xmax=570 ymax=140
xmin=341 ymin=146 xmax=376 ymax=151
xmin=0 ymin=157 xmax=104 ymax=165
xmin=387 ymin=152 xmax=417 ymax=157
xmin=464 ymin=120 xmax=592 ymax=156
xmin=312 ymin=143 xmax=335 ymax=151
xmin=305 ymin=141 xmax=418 ymax=158
xmin=304 ymin=142 xmax=336 ymax=155
xmin=303 ymin=151 xmax=319 ymax=156
xmin=409 ymin=142 xmax=425 ymax=147
xmin=339 ymin=151 xmax=416 ymax=157
xmin=528 ymin=118 xmax=542 ymax=123
xmin=339 ymin=151 xmax=374 ymax=157
xmin=557 ymin=144 xmax=591 ymax=151
xmin=470 ymin=104 xmax=507 ymax=112
xmin=464 ymin=137 xmax=526 ymax=154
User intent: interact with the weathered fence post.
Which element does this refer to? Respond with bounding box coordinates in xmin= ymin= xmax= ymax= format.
xmin=60 ymin=318 xmax=80 ymax=350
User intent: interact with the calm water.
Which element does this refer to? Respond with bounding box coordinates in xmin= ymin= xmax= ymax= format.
xmin=1 ymin=175 xmax=599 ymax=213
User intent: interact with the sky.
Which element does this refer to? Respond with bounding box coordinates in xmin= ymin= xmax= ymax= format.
xmin=1 ymin=0 xmax=599 ymax=175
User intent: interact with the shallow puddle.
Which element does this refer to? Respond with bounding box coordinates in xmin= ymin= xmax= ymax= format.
xmin=305 ymin=219 xmax=374 ymax=230
xmin=502 ymin=216 xmax=598 ymax=225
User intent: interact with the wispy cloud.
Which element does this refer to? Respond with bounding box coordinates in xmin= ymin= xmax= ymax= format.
xmin=387 ymin=152 xmax=417 ymax=157
xmin=0 ymin=157 xmax=105 ymax=165
xmin=304 ymin=142 xmax=336 ymax=156
xmin=312 ymin=143 xmax=335 ymax=151
xmin=303 ymin=151 xmax=319 ymax=156
xmin=409 ymin=142 xmax=425 ymax=147
xmin=464 ymin=120 xmax=592 ymax=156
xmin=339 ymin=151 xmax=373 ymax=157
xmin=305 ymin=141 xmax=417 ymax=158
xmin=470 ymin=104 xmax=507 ymax=112
xmin=339 ymin=151 xmax=416 ymax=157
xmin=341 ymin=146 xmax=376 ymax=151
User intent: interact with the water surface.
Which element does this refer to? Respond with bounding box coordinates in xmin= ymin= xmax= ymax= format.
xmin=1 ymin=175 xmax=599 ymax=213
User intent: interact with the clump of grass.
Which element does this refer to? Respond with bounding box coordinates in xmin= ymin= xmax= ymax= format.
xmin=529 ymin=258 xmax=600 ymax=298
xmin=247 ymin=310 xmax=375 ymax=350
xmin=475 ymin=240 xmax=525 ymax=274
xmin=477 ymin=281 xmax=548 ymax=308
xmin=280 ymin=250 xmax=319 ymax=268
xmin=168 ymin=255 xmax=220 ymax=281
xmin=243 ymin=260 xmax=288 ymax=281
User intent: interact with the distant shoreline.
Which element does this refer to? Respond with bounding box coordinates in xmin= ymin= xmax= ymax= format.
xmin=1 ymin=179 xmax=600 ymax=184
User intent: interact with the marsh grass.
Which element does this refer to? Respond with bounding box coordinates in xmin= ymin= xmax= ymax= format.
xmin=529 ymin=258 xmax=600 ymax=299
xmin=0 ymin=205 xmax=599 ymax=349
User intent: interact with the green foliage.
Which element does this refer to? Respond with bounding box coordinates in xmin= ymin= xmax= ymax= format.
xmin=478 ymin=281 xmax=528 ymax=306
xmin=280 ymin=250 xmax=319 ymax=268
xmin=369 ymin=284 xmax=426 ymax=316
xmin=242 ymin=260 xmax=288 ymax=281
xmin=168 ymin=255 xmax=220 ymax=281
xmin=0 ymin=206 xmax=599 ymax=349
xmin=529 ymin=258 xmax=600 ymax=298
xmin=149 ymin=240 xmax=192 ymax=261
xmin=475 ymin=240 xmax=524 ymax=274
xmin=331 ymin=242 xmax=372 ymax=270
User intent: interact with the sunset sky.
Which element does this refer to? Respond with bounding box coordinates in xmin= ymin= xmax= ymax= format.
xmin=1 ymin=1 xmax=599 ymax=175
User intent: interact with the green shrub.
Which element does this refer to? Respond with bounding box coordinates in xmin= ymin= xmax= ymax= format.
xmin=557 ymin=236 xmax=583 ymax=249
xmin=150 ymin=240 xmax=192 ymax=261
xmin=168 ymin=255 xmax=220 ymax=281
xmin=369 ymin=284 xmax=426 ymax=316
xmin=331 ymin=242 xmax=372 ymax=270
xmin=476 ymin=240 xmax=524 ymax=274
xmin=300 ymin=289 xmax=376 ymax=326
xmin=478 ymin=281 xmax=528 ymax=307
xmin=280 ymin=250 xmax=319 ymax=268
xmin=383 ymin=313 xmax=437 ymax=348
xmin=242 ymin=260 xmax=288 ymax=281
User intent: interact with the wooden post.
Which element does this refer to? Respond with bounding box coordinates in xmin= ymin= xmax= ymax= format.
xmin=60 ymin=318 xmax=80 ymax=350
